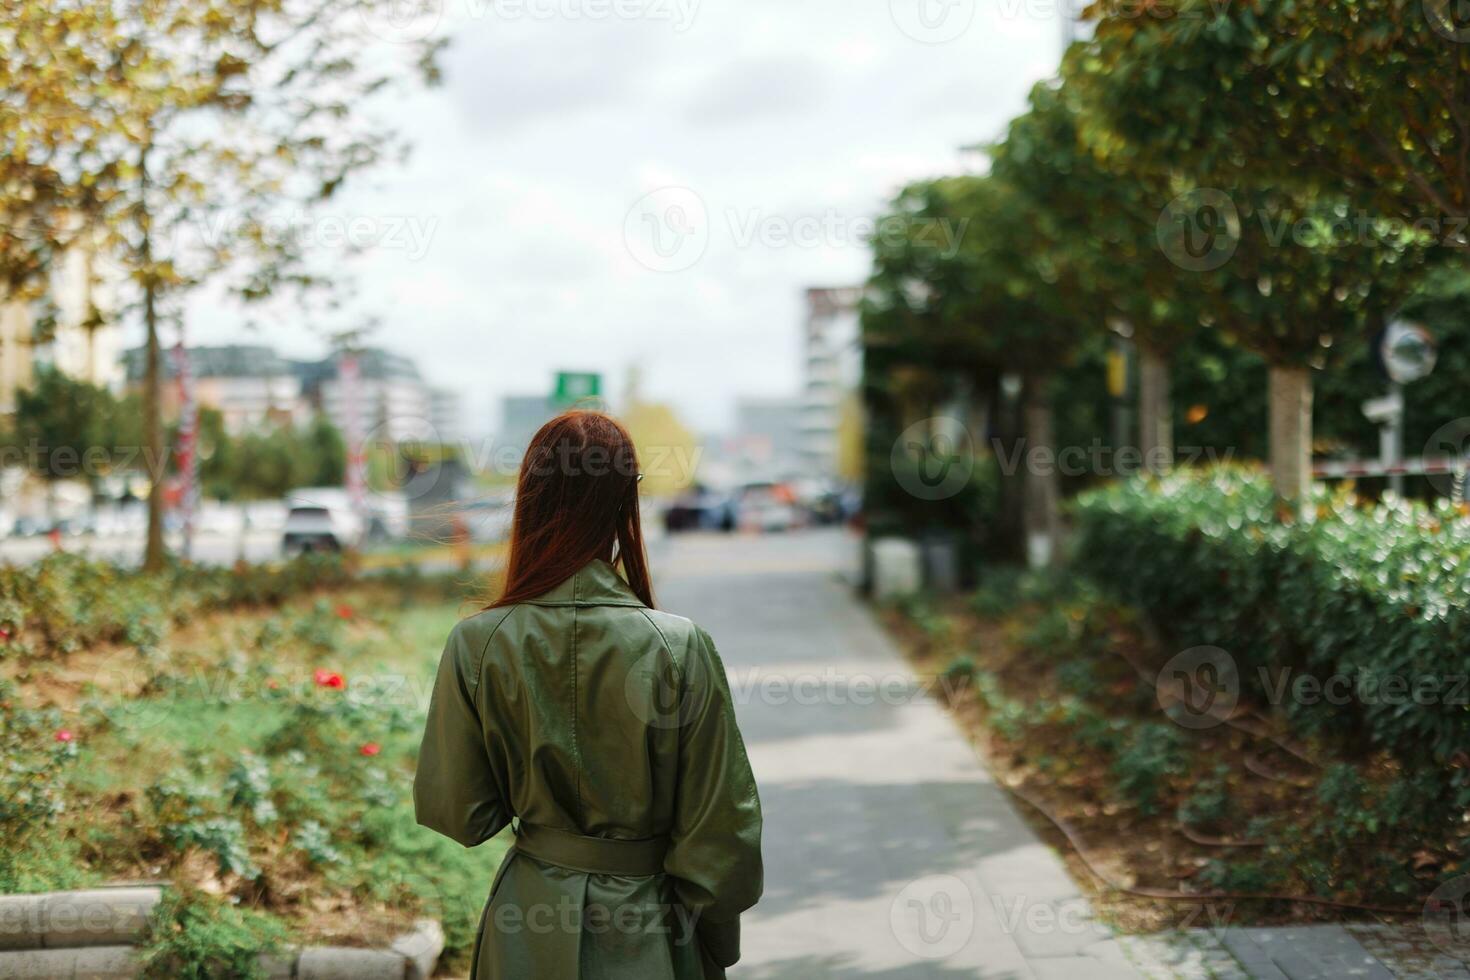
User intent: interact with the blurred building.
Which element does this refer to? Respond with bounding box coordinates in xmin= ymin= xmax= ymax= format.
xmin=297 ymin=348 xmax=432 ymax=444
xmin=123 ymin=344 xmax=305 ymax=434
xmin=800 ymin=286 xmax=864 ymax=479
xmin=498 ymin=395 xmax=556 ymax=460
xmin=733 ymin=397 xmax=805 ymax=481
xmin=429 ymin=387 xmax=464 ymax=444
xmin=0 ymin=238 xmax=122 ymax=412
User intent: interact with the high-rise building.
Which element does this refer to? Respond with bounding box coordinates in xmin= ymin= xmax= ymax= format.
xmin=299 ymin=348 xmax=433 ymax=445
xmin=429 ymin=387 xmax=464 ymax=445
xmin=734 ymin=397 xmax=806 ymax=481
xmin=0 ymin=238 xmax=123 ymax=411
xmin=800 ymin=286 xmax=864 ymax=479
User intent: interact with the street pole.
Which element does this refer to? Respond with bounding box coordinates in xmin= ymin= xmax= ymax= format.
xmin=172 ymin=333 xmax=198 ymax=561
xmin=1388 ymin=381 xmax=1404 ymax=497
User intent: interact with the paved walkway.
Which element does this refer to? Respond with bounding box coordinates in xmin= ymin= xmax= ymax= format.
xmin=650 ymin=529 xmax=1446 ymax=980
xmin=651 ymin=530 xmax=1143 ymax=979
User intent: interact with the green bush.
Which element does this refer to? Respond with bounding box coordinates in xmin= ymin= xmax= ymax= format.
xmin=0 ymin=552 xmax=353 ymax=659
xmin=1111 ymin=722 xmax=1187 ymax=815
xmin=140 ymin=889 xmax=287 ymax=980
xmin=1072 ymin=467 xmax=1470 ymax=765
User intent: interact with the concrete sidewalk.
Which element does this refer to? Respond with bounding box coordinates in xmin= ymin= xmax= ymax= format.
xmin=651 ymin=529 xmax=1143 ymax=979
xmin=650 ymin=529 xmax=1438 ymax=979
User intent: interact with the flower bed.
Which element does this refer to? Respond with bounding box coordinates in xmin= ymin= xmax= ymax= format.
xmin=0 ymin=555 xmax=501 ymax=977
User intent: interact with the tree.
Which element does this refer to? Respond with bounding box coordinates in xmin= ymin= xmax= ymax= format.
xmin=910 ymin=176 xmax=1095 ymax=565
xmin=6 ymin=368 xmax=122 ymax=511
xmin=993 ymin=74 xmax=1212 ymax=472
xmin=864 ymin=180 xmax=1020 ymax=558
xmin=1076 ymin=7 xmax=1439 ymax=505
xmin=299 ymin=414 xmax=347 ymax=489
xmin=1082 ymin=0 xmax=1470 ymax=223
xmin=1 ymin=0 xmax=442 ymax=569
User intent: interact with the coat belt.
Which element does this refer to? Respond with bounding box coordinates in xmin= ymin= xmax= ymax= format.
xmin=513 ymin=821 xmax=669 ymax=877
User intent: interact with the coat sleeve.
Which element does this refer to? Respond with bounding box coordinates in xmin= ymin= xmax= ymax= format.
xmin=663 ymin=625 xmax=763 ymax=968
xmin=414 ymin=619 xmax=511 ymax=847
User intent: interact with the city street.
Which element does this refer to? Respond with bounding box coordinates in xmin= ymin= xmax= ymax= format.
xmin=652 ymin=529 xmax=1141 ymax=979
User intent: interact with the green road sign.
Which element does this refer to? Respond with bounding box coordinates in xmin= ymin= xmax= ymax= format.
xmin=554 ymin=371 xmax=602 ymax=404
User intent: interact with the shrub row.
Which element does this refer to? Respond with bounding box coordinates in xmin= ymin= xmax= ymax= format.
xmin=0 ymin=553 xmax=354 ymax=657
xmin=1070 ymin=468 xmax=1470 ymax=766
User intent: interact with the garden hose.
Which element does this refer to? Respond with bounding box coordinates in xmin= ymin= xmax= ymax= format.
xmin=1001 ymin=779 xmax=1421 ymax=918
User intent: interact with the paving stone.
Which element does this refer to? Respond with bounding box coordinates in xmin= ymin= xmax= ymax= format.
xmin=1220 ymin=926 xmax=1392 ymax=980
xmin=1348 ymin=922 xmax=1470 ymax=980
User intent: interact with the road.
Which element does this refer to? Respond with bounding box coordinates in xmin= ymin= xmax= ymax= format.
xmin=0 ymin=529 xmax=285 ymax=566
xmin=650 ymin=529 xmax=1143 ymax=980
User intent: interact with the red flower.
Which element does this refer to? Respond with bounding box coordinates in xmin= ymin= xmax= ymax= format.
xmin=54 ymin=729 xmax=74 ymax=743
xmin=359 ymin=742 xmax=382 ymax=757
xmin=0 ymin=627 xmax=12 ymax=641
xmin=314 ymin=669 xmax=346 ymax=690
xmin=335 ymin=604 xmax=354 ymax=621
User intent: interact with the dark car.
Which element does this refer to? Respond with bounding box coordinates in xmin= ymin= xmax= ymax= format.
xmin=663 ymin=486 xmax=737 ymax=533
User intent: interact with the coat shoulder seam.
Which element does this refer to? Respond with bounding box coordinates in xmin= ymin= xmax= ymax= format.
xmin=462 ymin=605 xmax=518 ymax=697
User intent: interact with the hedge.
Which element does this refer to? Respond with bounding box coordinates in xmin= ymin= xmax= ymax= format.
xmin=1070 ymin=467 xmax=1470 ymax=765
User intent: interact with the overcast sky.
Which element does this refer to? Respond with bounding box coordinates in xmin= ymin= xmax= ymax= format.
xmin=183 ymin=0 xmax=1066 ymax=436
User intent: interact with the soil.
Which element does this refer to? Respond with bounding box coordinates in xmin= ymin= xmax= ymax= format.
xmin=878 ymin=597 xmax=1428 ymax=934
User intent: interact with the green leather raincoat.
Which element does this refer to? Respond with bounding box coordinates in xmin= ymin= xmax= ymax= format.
xmin=414 ymin=559 xmax=763 ymax=979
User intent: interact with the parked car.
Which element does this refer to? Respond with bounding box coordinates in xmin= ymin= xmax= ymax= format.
xmin=735 ymin=482 xmax=802 ymax=532
xmin=281 ymin=502 xmax=364 ymax=554
xmin=663 ymin=487 xmax=737 ymax=533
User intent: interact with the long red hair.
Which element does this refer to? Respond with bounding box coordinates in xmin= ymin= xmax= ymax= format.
xmin=490 ymin=410 xmax=654 ymax=608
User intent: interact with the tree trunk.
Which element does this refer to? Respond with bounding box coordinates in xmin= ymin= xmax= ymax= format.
xmin=1138 ymin=346 xmax=1173 ymax=474
xmin=140 ymin=145 xmax=167 ymax=572
xmin=1021 ymin=371 xmax=1061 ymax=568
xmin=989 ymin=372 xmax=1024 ymax=563
xmin=1268 ymin=364 xmax=1312 ymax=508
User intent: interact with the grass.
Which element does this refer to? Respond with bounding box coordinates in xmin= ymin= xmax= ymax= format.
xmin=2 ymin=574 xmax=508 ymax=976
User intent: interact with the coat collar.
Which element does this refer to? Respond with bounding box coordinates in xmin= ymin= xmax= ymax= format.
xmin=524 ymin=559 xmax=646 ymax=607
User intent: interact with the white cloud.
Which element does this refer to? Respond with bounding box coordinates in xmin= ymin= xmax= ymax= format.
xmin=179 ymin=0 xmax=1063 ymax=434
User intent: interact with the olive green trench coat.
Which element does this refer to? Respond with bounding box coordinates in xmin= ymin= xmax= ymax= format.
xmin=414 ymin=560 xmax=763 ymax=979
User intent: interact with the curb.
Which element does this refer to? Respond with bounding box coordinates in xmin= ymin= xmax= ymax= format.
xmin=0 ymin=887 xmax=161 ymax=951
xmin=0 ymin=888 xmax=444 ymax=979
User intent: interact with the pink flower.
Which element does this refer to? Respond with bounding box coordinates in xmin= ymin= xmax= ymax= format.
xmin=313 ymin=669 xmax=346 ymax=690
xmin=359 ymin=742 xmax=382 ymax=757
xmin=0 ymin=627 xmax=12 ymax=641
xmin=54 ymin=730 xmax=74 ymax=743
